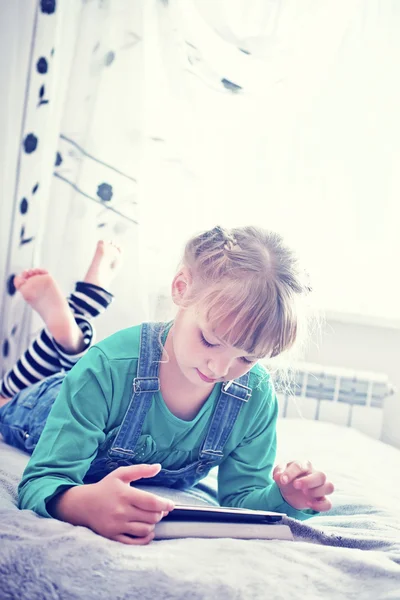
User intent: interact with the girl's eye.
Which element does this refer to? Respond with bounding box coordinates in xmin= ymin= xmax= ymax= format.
xmin=240 ymin=357 xmax=254 ymax=365
xmin=200 ymin=333 xmax=217 ymax=348
xmin=200 ymin=331 xmax=256 ymax=363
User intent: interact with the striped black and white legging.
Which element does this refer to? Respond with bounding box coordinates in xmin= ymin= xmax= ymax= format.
xmin=0 ymin=281 xmax=113 ymax=398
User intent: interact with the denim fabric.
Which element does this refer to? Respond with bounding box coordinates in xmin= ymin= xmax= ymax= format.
xmin=0 ymin=373 xmax=65 ymax=453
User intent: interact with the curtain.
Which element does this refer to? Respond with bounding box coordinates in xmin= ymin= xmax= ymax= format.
xmin=1 ymin=0 xmax=399 ymax=379
xmin=0 ymin=0 xmax=146 ymax=374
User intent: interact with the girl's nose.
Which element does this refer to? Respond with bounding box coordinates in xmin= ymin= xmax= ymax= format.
xmin=208 ymin=357 xmax=231 ymax=379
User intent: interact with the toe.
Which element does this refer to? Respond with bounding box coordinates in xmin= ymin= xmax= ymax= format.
xmin=27 ymin=268 xmax=48 ymax=278
xmin=14 ymin=274 xmax=25 ymax=290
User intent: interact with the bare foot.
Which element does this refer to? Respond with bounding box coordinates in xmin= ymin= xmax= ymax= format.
xmin=83 ymin=240 xmax=122 ymax=289
xmin=14 ymin=269 xmax=85 ymax=354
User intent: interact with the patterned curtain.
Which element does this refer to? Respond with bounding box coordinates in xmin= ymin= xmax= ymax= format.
xmin=0 ymin=0 xmax=145 ymax=375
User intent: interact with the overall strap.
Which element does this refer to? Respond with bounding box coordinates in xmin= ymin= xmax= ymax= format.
xmin=199 ymin=372 xmax=252 ymax=460
xmin=110 ymin=322 xmax=167 ymax=458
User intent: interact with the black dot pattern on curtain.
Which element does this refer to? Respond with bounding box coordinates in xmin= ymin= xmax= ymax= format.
xmin=2 ymin=339 xmax=9 ymax=358
xmin=97 ymin=183 xmax=113 ymax=202
xmin=40 ymin=0 xmax=56 ymax=15
xmin=221 ymin=78 xmax=242 ymax=93
xmin=38 ymin=84 xmax=49 ymax=107
xmin=19 ymin=225 xmax=35 ymax=246
xmin=20 ymin=198 xmax=29 ymax=214
xmin=104 ymin=51 xmax=115 ymax=66
xmin=6 ymin=275 xmax=16 ymax=296
xmin=36 ymin=57 xmax=48 ymax=73
xmin=23 ymin=133 xmax=38 ymax=153
xmin=55 ymin=151 xmax=62 ymax=166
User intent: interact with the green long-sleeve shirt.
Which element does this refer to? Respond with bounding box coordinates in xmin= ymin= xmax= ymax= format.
xmin=19 ymin=324 xmax=314 ymax=520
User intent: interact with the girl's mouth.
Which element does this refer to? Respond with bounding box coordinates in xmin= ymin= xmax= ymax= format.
xmin=196 ymin=369 xmax=217 ymax=383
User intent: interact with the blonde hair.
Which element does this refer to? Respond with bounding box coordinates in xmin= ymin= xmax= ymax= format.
xmin=181 ymin=225 xmax=311 ymax=360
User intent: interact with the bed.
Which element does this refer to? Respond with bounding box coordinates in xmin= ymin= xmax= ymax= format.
xmin=1 ymin=364 xmax=399 ymax=600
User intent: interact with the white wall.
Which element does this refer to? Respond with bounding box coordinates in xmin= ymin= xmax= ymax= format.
xmin=305 ymin=319 xmax=400 ymax=449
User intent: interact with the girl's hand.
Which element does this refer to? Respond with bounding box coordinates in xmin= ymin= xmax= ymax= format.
xmin=79 ymin=463 xmax=174 ymax=545
xmin=273 ymin=461 xmax=334 ymax=512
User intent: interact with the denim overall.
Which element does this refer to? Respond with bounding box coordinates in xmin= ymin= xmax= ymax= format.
xmin=0 ymin=322 xmax=252 ymax=491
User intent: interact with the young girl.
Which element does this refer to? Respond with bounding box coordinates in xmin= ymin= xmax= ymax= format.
xmin=0 ymin=226 xmax=334 ymax=546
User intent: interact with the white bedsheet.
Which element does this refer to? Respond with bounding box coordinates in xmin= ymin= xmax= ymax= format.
xmin=0 ymin=419 xmax=399 ymax=600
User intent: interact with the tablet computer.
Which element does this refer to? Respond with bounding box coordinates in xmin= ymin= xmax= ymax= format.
xmin=164 ymin=505 xmax=284 ymax=524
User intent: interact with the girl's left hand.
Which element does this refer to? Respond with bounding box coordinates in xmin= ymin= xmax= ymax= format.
xmin=273 ymin=461 xmax=334 ymax=512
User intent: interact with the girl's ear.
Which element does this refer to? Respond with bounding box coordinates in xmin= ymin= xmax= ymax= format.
xmin=171 ymin=267 xmax=192 ymax=306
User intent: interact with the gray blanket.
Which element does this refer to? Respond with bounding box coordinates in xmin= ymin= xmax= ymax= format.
xmin=1 ymin=419 xmax=399 ymax=600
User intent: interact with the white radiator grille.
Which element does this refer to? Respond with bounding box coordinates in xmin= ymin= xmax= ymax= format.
xmin=270 ymin=361 xmax=394 ymax=438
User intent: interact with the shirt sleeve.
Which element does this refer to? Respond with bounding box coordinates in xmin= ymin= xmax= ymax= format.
xmin=217 ymin=378 xmax=317 ymax=521
xmin=18 ymin=347 xmax=113 ymax=518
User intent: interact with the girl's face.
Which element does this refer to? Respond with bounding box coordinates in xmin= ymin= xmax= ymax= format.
xmin=170 ymin=304 xmax=260 ymax=389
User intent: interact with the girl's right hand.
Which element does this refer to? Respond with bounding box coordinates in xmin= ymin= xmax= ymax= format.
xmin=88 ymin=463 xmax=174 ymax=544
xmin=53 ymin=463 xmax=174 ymax=545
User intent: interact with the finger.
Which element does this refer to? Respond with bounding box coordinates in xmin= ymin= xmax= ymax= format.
xmin=115 ymin=532 xmax=155 ymax=546
xmin=128 ymin=486 xmax=174 ymax=512
xmin=124 ymin=521 xmax=156 ymax=538
xmin=278 ymin=461 xmax=313 ymax=485
xmin=272 ymin=464 xmax=286 ymax=483
xmin=306 ymin=497 xmax=332 ymax=512
xmin=293 ymin=472 xmax=326 ymax=490
xmin=125 ymin=507 xmax=165 ymax=525
xmin=114 ymin=463 xmax=162 ymax=484
xmin=305 ymin=482 xmax=335 ymax=499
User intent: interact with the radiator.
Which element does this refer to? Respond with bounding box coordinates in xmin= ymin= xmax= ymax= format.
xmin=270 ymin=361 xmax=394 ymax=439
